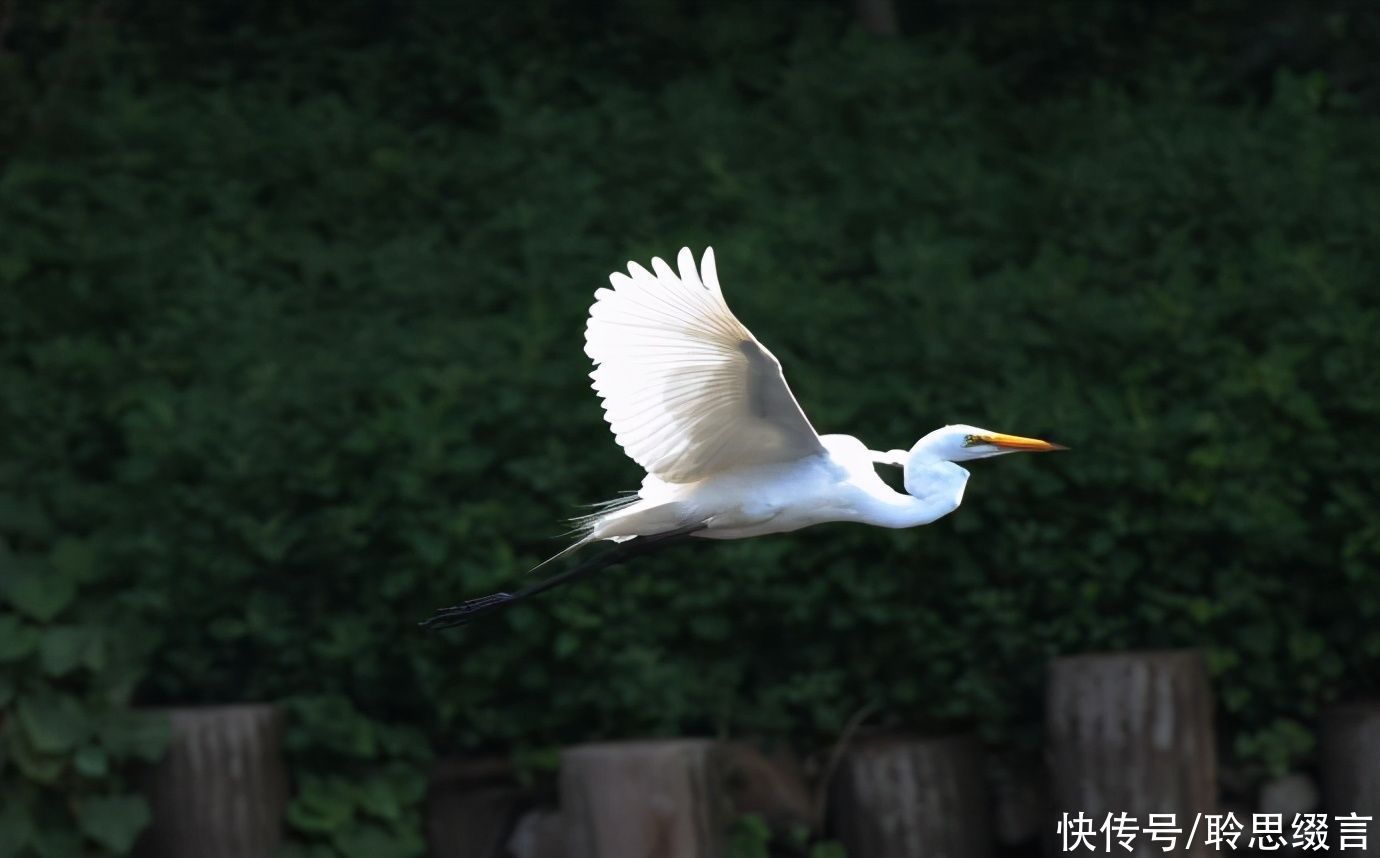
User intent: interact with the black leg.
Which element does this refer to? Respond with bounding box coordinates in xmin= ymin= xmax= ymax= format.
xmin=419 ymin=522 xmax=708 ymax=630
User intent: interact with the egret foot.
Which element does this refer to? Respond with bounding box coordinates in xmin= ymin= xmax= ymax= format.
xmin=420 ymin=521 xmax=708 ymax=631
xmin=420 ymin=592 xmax=517 ymax=629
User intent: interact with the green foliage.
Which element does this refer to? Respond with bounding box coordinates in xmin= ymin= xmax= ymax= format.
xmin=279 ymin=696 xmax=430 ymax=858
xmin=3 ymin=2 xmax=1379 ymax=851
xmin=0 ymin=536 xmax=168 ymax=856
xmin=728 ymin=814 xmax=847 ymax=858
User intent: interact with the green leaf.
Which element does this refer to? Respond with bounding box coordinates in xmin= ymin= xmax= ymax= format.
xmin=40 ymin=625 xmax=102 ymax=676
xmin=354 ymin=775 xmax=402 ymax=821
xmin=727 ymin=813 xmax=772 ymax=858
xmin=30 ymin=826 xmax=84 ymax=858
xmin=75 ymin=794 xmax=152 ymax=853
xmin=286 ymin=775 xmax=356 ymax=834
xmin=17 ymin=691 xmax=90 ymax=753
xmin=49 ymin=539 xmax=99 ymax=585
xmin=809 ymin=842 xmax=849 ymax=858
xmin=0 ymin=674 xmax=13 ymax=708
xmin=7 ymin=725 xmax=66 ymax=784
xmin=1 ymin=559 xmax=75 ymax=622
xmin=74 ymin=743 xmax=110 ymax=777
xmin=0 ymin=794 xmax=35 ymax=858
xmin=285 ymin=695 xmax=378 ymax=758
xmin=332 ymin=821 xmax=422 ymax=858
xmin=98 ymin=710 xmax=170 ymax=762
xmin=0 ymin=614 xmax=38 ymax=662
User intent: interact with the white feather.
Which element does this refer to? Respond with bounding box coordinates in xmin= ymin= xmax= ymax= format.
xmin=584 ymin=247 xmax=825 ymax=484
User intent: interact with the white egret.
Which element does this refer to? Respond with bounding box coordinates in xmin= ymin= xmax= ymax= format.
xmin=423 ymin=247 xmax=1064 ymax=628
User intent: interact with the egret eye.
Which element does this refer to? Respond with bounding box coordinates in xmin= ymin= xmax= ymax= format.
xmin=962 ymin=434 xmax=985 ymax=447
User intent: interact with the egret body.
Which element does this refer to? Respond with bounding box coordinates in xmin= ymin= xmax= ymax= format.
xmin=423 ymin=248 xmax=1063 ymax=627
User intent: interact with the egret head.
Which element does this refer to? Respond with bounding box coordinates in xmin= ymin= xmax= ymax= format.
xmin=918 ymin=424 xmax=1067 ymax=462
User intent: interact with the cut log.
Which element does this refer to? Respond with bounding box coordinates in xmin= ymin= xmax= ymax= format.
xmin=139 ymin=704 xmax=289 ymax=858
xmin=1322 ymin=703 xmax=1380 ymax=820
xmin=561 ymin=739 xmax=732 ymax=858
xmin=827 ymin=734 xmax=992 ymax=858
xmin=508 ymin=807 xmax=567 ymax=858
xmin=991 ymin=761 xmax=1043 ymax=847
xmin=1259 ymin=772 xmax=1319 ymax=818
xmin=426 ymin=785 xmax=528 ymax=858
xmin=425 ymin=755 xmax=532 ymax=858
xmin=713 ymin=742 xmax=812 ymax=834
xmin=1046 ymin=650 xmax=1216 ymax=857
xmin=854 ymin=0 xmax=900 ymax=36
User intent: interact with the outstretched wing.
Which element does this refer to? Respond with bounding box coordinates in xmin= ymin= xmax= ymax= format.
xmin=585 ymin=247 xmax=825 ymax=484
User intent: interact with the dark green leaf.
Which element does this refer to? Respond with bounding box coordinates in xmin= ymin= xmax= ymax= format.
xmin=39 ymin=625 xmax=102 ymax=677
xmin=0 ymin=794 xmax=35 ymax=858
xmin=1 ymin=561 xmax=75 ymax=623
xmin=332 ymin=821 xmax=423 ymax=858
xmin=286 ymin=776 xmax=356 ymax=834
xmin=0 ymin=615 xmax=38 ymax=663
xmin=49 ymin=539 xmax=98 ymax=585
xmin=6 ymin=726 xmax=66 ymax=784
xmin=97 ymin=710 xmax=170 ymax=762
xmin=75 ymin=794 xmax=152 ymax=853
xmin=74 ymin=744 xmax=110 ymax=778
xmin=17 ymin=691 xmax=90 ymax=754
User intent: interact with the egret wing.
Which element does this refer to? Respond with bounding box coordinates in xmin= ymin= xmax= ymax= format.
xmin=585 ymin=247 xmax=825 ymax=484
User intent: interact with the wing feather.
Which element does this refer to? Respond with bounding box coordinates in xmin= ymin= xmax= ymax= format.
xmin=585 ymin=247 xmax=825 ymax=483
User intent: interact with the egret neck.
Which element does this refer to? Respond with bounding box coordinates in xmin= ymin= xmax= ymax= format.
xmin=889 ymin=440 xmax=971 ymax=529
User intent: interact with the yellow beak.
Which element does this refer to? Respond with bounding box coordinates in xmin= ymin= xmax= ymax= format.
xmin=981 ymin=432 xmax=1068 ymax=452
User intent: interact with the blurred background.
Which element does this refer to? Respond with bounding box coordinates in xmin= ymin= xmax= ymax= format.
xmin=2 ymin=0 xmax=1379 ymax=855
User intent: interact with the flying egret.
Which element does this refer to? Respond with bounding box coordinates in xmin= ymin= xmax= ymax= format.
xmin=422 ymin=247 xmax=1064 ymax=628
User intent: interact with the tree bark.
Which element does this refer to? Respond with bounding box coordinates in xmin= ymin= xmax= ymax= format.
xmin=1046 ymin=650 xmax=1217 ymax=857
xmin=425 ymin=755 xmax=531 ymax=858
xmin=713 ymin=741 xmax=812 ymax=834
xmin=426 ymin=785 xmax=528 ymax=858
xmin=991 ymin=761 xmax=1043 ymax=847
xmin=508 ymin=807 xmax=567 ymax=858
xmin=140 ymin=704 xmax=289 ymax=858
xmin=827 ymin=734 xmax=992 ymax=858
xmin=1321 ymin=703 xmax=1380 ymax=819
xmin=855 ymin=0 xmax=900 ymax=36
xmin=561 ymin=739 xmax=732 ymax=858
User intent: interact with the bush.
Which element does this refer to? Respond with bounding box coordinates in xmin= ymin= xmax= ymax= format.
xmin=0 ymin=531 xmax=169 ymax=856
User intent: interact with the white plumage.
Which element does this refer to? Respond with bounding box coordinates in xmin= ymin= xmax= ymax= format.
xmin=574 ymin=247 xmax=1064 ymax=546
xmin=585 ymin=247 xmax=824 ymax=483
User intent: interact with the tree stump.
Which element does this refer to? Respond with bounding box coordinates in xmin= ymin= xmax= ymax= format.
xmin=425 ymin=755 xmax=531 ymax=858
xmin=1321 ymin=703 xmax=1380 ymax=820
xmin=561 ymin=739 xmax=733 ymax=858
xmin=1046 ymin=650 xmax=1216 ymax=857
xmin=140 ymin=704 xmax=289 ymax=858
xmin=426 ymin=786 xmax=529 ymax=858
xmin=508 ymin=808 xmax=567 ymax=858
xmin=713 ymin=741 xmax=812 ymax=834
xmin=827 ymin=734 xmax=992 ymax=858
xmin=991 ymin=761 xmax=1043 ymax=847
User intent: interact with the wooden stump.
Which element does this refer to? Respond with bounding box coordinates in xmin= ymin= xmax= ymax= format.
xmin=508 ymin=808 xmax=567 ymax=858
xmin=426 ymin=786 xmax=529 ymax=858
xmin=828 ymin=734 xmax=992 ymax=858
xmin=1322 ymin=703 xmax=1380 ymax=819
xmin=991 ymin=761 xmax=1043 ymax=847
xmin=425 ymin=755 xmax=531 ymax=858
xmin=140 ymin=704 xmax=289 ymax=858
xmin=1046 ymin=650 xmax=1216 ymax=857
xmin=561 ymin=739 xmax=732 ymax=858
xmin=713 ymin=742 xmax=812 ymax=834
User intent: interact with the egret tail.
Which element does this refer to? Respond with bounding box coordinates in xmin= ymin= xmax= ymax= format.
xmin=525 ymin=535 xmax=593 ymax=577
